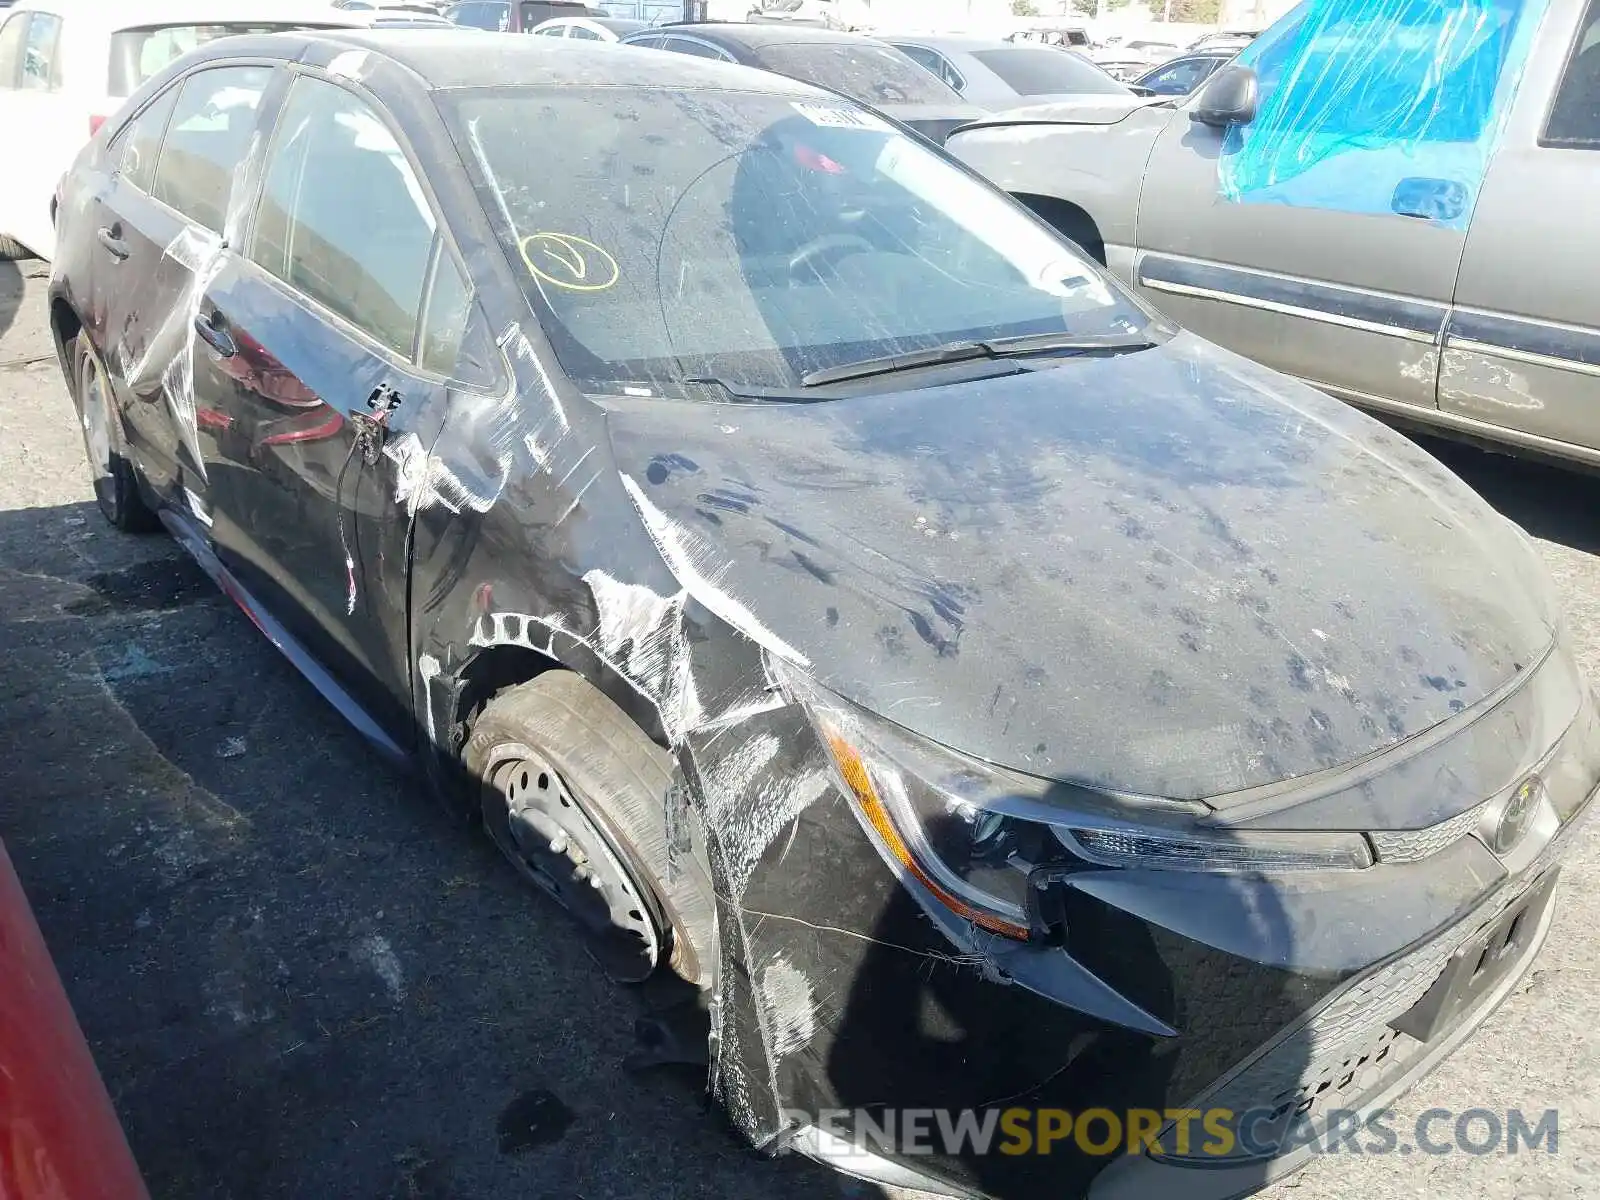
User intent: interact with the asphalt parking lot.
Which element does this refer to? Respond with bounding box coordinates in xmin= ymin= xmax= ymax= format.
xmin=2 ymin=253 xmax=1599 ymax=1200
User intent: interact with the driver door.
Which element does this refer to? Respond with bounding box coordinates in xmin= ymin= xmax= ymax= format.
xmin=1131 ymin=1 xmax=1538 ymax=417
xmin=194 ymin=72 xmax=470 ymax=744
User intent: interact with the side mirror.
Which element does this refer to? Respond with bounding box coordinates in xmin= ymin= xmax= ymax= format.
xmin=1190 ymin=64 xmax=1259 ymax=128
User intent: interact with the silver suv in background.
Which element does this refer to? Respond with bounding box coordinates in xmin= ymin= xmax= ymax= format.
xmin=949 ymin=0 xmax=1600 ymax=468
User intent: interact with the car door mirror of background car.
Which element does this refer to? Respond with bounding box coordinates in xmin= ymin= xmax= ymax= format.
xmin=1190 ymin=63 xmax=1259 ymax=129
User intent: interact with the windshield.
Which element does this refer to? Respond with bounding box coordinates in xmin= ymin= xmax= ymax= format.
xmin=755 ymin=42 xmax=961 ymax=105
xmin=108 ymin=24 xmax=339 ymax=96
xmin=443 ymin=87 xmax=1147 ymax=394
xmin=970 ymin=46 xmax=1128 ymax=95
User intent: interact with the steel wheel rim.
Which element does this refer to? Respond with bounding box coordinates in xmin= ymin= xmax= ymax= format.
xmin=80 ymin=353 xmax=114 ymax=487
xmin=486 ymin=747 xmax=662 ymax=981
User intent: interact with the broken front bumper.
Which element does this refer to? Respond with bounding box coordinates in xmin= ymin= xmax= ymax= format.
xmin=696 ymin=689 xmax=1600 ymax=1200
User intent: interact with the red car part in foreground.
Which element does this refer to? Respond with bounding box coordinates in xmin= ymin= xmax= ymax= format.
xmin=0 ymin=838 xmax=149 ymax=1199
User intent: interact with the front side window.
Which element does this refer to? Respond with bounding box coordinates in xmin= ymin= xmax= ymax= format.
xmin=21 ymin=12 xmax=62 ymax=91
xmin=1137 ymin=56 xmax=1216 ymax=95
xmin=1544 ymin=0 xmax=1600 ymax=146
xmin=250 ymin=76 xmax=437 ymax=357
xmin=1221 ymin=0 xmax=1549 ymax=227
xmin=116 ymin=88 xmax=181 ymax=194
xmin=419 ymin=250 xmax=474 ymax=376
xmin=151 ymin=66 xmax=273 ymax=234
xmin=444 ymin=86 xmax=1145 ymax=394
xmin=0 ymin=14 xmax=26 ymax=89
xmin=756 ymin=42 xmax=960 ymax=105
xmin=570 ymin=25 xmax=602 ymax=40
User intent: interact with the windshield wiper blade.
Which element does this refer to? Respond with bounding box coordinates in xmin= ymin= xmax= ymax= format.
xmin=983 ymin=330 xmax=1158 ymax=356
xmin=801 ymin=331 xmax=1158 ymax=388
xmin=800 ymin=342 xmax=998 ymax=388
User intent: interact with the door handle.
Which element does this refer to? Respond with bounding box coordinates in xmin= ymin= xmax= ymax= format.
xmin=193 ymin=310 xmax=236 ymax=358
xmin=349 ymin=384 xmax=403 ymax=465
xmin=96 ymin=224 xmax=129 ymax=260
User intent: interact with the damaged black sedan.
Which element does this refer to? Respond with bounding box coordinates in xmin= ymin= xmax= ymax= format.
xmin=49 ymin=28 xmax=1600 ymax=1200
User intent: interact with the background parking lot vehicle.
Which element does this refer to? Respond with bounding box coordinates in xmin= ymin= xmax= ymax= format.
xmin=44 ymin=25 xmax=1600 ymax=1200
xmin=528 ymin=15 xmax=647 ymax=40
xmin=948 ymin=0 xmax=1600 ymax=469
xmin=620 ymin=22 xmax=986 ymax=142
xmin=443 ymin=0 xmax=601 ymax=32
xmin=1130 ymin=46 xmax=1236 ymax=95
xmin=0 ymin=0 xmax=365 ymax=262
xmin=885 ymin=33 xmax=1133 ymax=107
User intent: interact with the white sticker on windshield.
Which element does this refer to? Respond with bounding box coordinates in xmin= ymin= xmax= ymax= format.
xmin=791 ymin=102 xmax=886 ymax=131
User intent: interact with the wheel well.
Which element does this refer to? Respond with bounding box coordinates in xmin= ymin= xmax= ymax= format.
xmin=1014 ymin=193 xmax=1107 ymax=265
xmin=453 ymin=644 xmax=562 ymax=737
xmin=51 ymin=298 xmax=82 ymax=361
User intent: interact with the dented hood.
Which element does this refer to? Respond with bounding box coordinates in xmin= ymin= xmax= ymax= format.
xmin=958 ymin=93 xmax=1171 ymax=128
xmin=603 ymin=334 xmax=1554 ymax=802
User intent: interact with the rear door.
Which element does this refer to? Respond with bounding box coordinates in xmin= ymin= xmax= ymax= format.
xmin=1133 ymin=0 xmax=1542 ymax=418
xmin=195 ymin=70 xmax=465 ymax=740
xmin=1442 ymin=0 xmax=1600 ymax=457
xmin=98 ymin=63 xmax=274 ymax=517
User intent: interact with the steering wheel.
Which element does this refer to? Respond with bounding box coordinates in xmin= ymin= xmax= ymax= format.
xmin=788 ymin=234 xmax=874 ymax=281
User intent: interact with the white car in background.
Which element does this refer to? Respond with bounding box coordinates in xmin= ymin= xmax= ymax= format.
xmin=0 ymin=0 xmax=365 ymax=261
xmin=527 ymin=15 xmax=647 ymax=40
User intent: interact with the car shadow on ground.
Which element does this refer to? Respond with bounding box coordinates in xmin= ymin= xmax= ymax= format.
xmin=1413 ymin=434 xmax=1600 ymax=556
xmin=0 ymin=258 xmax=21 ymax=345
xmin=0 ymin=498 xmax=852 ymax=1200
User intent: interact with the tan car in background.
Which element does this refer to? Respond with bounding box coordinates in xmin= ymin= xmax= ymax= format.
xmin=949 ymin=0 xmax=1600 ymax=469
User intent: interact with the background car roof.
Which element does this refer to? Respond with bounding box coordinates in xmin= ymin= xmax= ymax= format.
xmin=882 ymin=34 xmax=1022 ymax=51
xmin=273 ymin=28 xmax=836 ymax=94
xmin=653 ymin=21 xmax=887 ymax=49
xmin=7 ymin=0 xmax=365 ymax=27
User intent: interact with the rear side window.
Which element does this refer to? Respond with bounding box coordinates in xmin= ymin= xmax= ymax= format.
xmin=1545 ymin=0 xmax=1600 ymax=146
xmin=521 ymin=2 xmax=592 ymax=24
xmin=757 ymin=42 xmax=961 ymax=105
xmin=151 ymin=66 xmax=273 ymax=235
xmin=117 ymin=88 xmax=181 ymax=194
xmin=0 ymin=13 xmax=25 ymax=89
xmin=660 ymin=36 xmax=732 ymax=60
xmin=248 ymin=76 xmax=438 ymax=358
xmin=971 ymin=46 xmax=1127 ymax=96
xmin=451 ymin=3 xmax=511 ymax=30
xmin=108 ymin=24 xmax=332 ymax=98
xmin=22 ymin=12 xmax=62 ymax=91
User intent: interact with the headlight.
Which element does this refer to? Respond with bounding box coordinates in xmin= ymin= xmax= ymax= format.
xmin=776 ymin=664 xmax=1374 ymax=943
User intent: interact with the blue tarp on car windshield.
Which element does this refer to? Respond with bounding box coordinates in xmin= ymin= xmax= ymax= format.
xmin=1219 ymin=0 xmax=1550 ymax=228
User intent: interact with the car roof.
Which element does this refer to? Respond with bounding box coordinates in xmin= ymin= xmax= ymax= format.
xmin=273 ymin=28 xmax=831 ymax=95
xmin=655 ymin=21 xmax=888 ymax=49
xmin=6 ymin=0 xmax=364 ymax=28
xmin=880 ymin=34 xmax=1021 ymax=53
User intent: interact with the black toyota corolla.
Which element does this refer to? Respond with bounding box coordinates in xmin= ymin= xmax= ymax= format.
xmin=48 ymin=29 xmax=1600 ymax=1200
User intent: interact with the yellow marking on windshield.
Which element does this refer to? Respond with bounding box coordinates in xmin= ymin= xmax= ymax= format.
xmin=519 ymin=232 xmax=620 ymax=293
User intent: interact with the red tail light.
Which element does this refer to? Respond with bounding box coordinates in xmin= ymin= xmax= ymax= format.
xmin=89 ymin=114 xmax=108 ymax=137
xmin=793 ymin=144 xmax=846 ymax=175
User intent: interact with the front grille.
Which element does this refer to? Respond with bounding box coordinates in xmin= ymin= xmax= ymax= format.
xmin=1369 ymin=801 xmax=1489 ymax=864
xmin=1159 ymin=856 xmax=1565 ymax=1160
